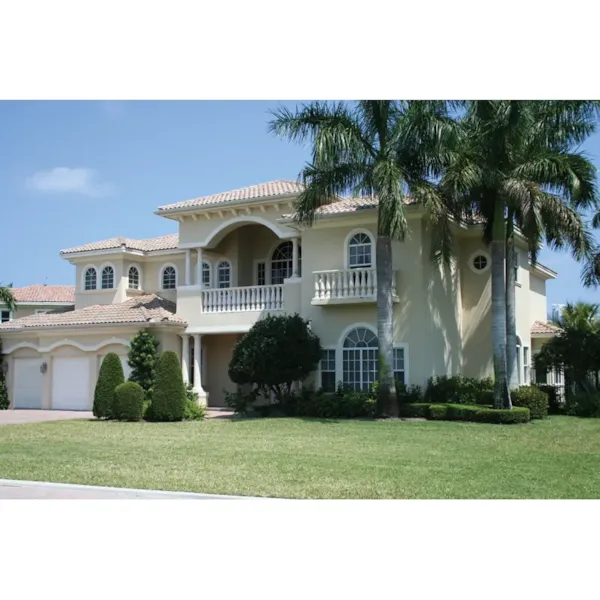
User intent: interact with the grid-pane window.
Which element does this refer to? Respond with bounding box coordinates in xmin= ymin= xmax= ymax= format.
xmin=271 ymin=242 xmax=293 ymax=284
xmin=218 ymin=261 xmax=231 ymax=289
xmin=393 ymin=348 xmax=406 ymax=385
xmin=128 ymin=266 xmax=140 ymax=290
xmin=348 ymin=233 xmax=372 ymax=268
xmin=84 ymin=267 xmax=97 ymax=290
xmin=555 ymin=368 xmax=563 ymax=385
xmin=257 ymin=262 xmax=266 ymax=286
xmin=162 ymin=266 xmax=177 ymax=289
xmin=101 ymin=266 xmax=114 ymax=289
xmin=202 ymin=262 xmax=211 ymax=288
xmin=1 ymin=310 xmax=11 ymax=323
xmin=342 ymin=327 xmax=378 ymax=392
xmin=320 ymin=350 xmax=336 ymax=392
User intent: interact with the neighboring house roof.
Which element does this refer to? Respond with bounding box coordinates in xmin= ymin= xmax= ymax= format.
xmin=157 ymin=179 xmax=305 ymax=212
xmin=8 ymin=284 xmax=75 ymax=304
xmin=60 ymin=233 xmax=179 ymax=255
xmin=531 ymin=320 xmax=561 ymax=336
xmin=0 ymin=295 xmax=186 ymax=331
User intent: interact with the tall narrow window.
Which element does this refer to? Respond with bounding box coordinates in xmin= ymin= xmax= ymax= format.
xmin=342 ymin=327 xmax=378 ymax=392
xmin=348 ymin=232 xmax=372 ymax=269
xmin=257 ymin=262 xmax=266 ymax=286
xmin=393 ymin=348 xmax=406 ymax=385
xmin=128 ymin=266 xmax=140 ymax=290
xmin=1 ymin=310 xmax=11 ymax=323
xmin=218 ymin=261 xmax=231 ymax=289
xmin=523 ymin=346 xmax=530 ymax=383
xmin=101 ymin=266 xmax=114 ymax=289
xmin=202 ymin=262 xmax=211 ymax=288
xmin=320 ymin=350 xmax=336 ymax=392
xmin=516 ymin=336 xmax=522 ymax=384
xmin=84 ymin=267 xmax=97 ymax=290
xmin=162 ymin=266 xmax=177 ymax=289
xmin=271 ymin=241 xmax=293 ymax=284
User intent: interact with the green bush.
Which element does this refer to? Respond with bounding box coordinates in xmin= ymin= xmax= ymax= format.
xmin=225 ymin=390 xmax=259 ymax=415
xmin=566 ymin=392 xmax=600 ymax=418
xmin=537 ymin=384 xmax=564 ymax=415
xmin=288 ymin=388 xmax=375 ymax=419
xmin=183 ymin=399 xmax=205 ymax=421
xmin=113 ymin=382 xmax=145 ymax=421
xmin=152 ymin=351 xmax=186 ymax=421
xmin=427 ymin=404 xmax=449 ymax=420
xmin=94 ymin=353 xmax=125 ymax=419
xmin=143 ymin=400 xmax=155 ymax=421
xmin=398 ymin=403 xmax=430 ymax=418
xmin=510 ymin=385 xmax=549 ymax=419
xmin=397 ymin=383 xmax=424 ymax=404
xmin=127 ymin=330 xmax=159 ymax=400
xmin=442 ymin=403 xmax=530 ymax=424
xmin=425 ymin=375 xmax=494 ymax=405
xmin=0 ymin=340 xmax=8 ymax=410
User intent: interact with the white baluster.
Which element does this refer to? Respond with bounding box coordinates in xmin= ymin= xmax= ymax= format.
xmin=360 ymin=269 xmax=367 ymax=296
xmin=372 ymin=269 xmax=377 ymax=296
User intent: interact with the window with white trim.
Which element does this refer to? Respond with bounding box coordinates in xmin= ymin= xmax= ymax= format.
xmin=257 ymin=262 xmax=266 ymax=286
xmin=202 ymin=262 xmax=211 ymax=288
xmin=342 ymin=327 xmax=378 ymax=391
xmin=128 ymin=266 xmax=140 ymax=290
xmin=472 ymin=254 xmax=488 ymax=272
xmin=101 ymin=266 xmax=114 ymax=289
xmin=162 ymin=266 xmax=177 ymax=289
xmin=523 ymin=346 xmax=530 ymax=383
xmin=271 ymin=241 xmax=293 ymax=284
xmin=217 ymin=261 xmax=231 ymax=289
xmin=348 ymin=232 xmax=372 ymax=269
xmin=1 ymin=310 xmax=11 ymax=323
xmin=516 ymin=336 xmax=522 ymax=384
xmin=320 ymin=349 xmax=336 ymax=392
xmin=84 ymin=267 xmax=97 ymax=290
xmin=393 ymin=348 xmax=406 ymax=385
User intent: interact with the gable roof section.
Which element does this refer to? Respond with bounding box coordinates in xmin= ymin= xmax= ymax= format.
xmin=0 ymin=295 xmax=186 ymax=331
xmin=157 ymin=179 xmax=305 ymax=213
xmin=531 ymin=320 xmax=561 ymax=336
xmin=10 ymin=285 xmax=75 ymax=304
xmin=60 ymin=233 xmax=179 ymax=256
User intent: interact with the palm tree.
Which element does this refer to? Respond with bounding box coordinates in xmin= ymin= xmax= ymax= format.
xmin=0 ymin=283 xmax=16 ymax=312
xmin=441 ymin=101 xmax=599 ymax=408
xmin=555 ymin=301 xmax=600 ymax=331
xmin=269 ymin=101 xmax=458 ymax=417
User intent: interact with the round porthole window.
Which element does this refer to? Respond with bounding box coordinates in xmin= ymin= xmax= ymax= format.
xmin=470 ymin=251 xmax=491 ymax=273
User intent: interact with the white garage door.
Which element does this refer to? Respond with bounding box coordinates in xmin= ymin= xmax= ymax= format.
xmin=13 ymin=358 xmax=44 ymax=409
xmin=52 ymin=357 xmax=91 ymax=411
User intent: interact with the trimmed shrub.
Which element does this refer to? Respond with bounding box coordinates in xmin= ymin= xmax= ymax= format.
xmin=0 ymin=340 xmax=8 ymax=410
xmin=114 ymin=382 xmax=145 ymax=421
xmin=428 ymin=404 xmax=449 ymax=420
xmin=286 ymin=388 xmax=375 ymax=419
xmin=537 ymin=384 xmax=564 ymax=415
xmin=183 ymin=399 xmax=205 ymax=421
xmin=127 ymin=330 xmax=159 ymax=400
xmin=398 ymin=403 xmax=430 ymax=418
xmin=566 ymin=392 xmax=600 ymax=418
xmin=425 ymin=375 xmax=494 ymax=405
xmin=443 ymin=403 xmax=530 ymax=424
xmin=397 ymin=383 xmax=424 ymax=404
xmin=152 ymin=350 xmax=186 ymax=421
xmin=94 ymin=353 xmax=125 ymax=419
xmin=143 ymin=400 xmax=155 ymax=421
xmin=225 ymin=390 xmax=259 ymax=415
xmin=511 ymin=385 xmax=549 ymax=419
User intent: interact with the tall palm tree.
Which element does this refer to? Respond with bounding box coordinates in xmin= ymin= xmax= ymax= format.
xmin=269 ymin=101 xmax=458 ymax=417
xmin=555 ymin=301 xmax=600 ymax=331
xmin=441 ymin=101 xmax=599 ymax=408
xmin=0 ymin=283 xmax=16 ymax=312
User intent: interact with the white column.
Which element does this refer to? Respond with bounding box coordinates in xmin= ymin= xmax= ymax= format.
xmin=193 ymin=333 xmax=207 ymax=404
xmin=181 ymin=334 xmax=190 ymax=384
xmin=196 ymin=248 xmax=204 ymax=288
xmin=185 ymin=249 xmax=191 ymax=286
xmin=292 ymin=236 xmax=300 ymax=278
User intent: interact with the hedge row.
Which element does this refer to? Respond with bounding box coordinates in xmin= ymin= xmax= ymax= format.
xmin=399 ymin=402 xmax=531 ymax=424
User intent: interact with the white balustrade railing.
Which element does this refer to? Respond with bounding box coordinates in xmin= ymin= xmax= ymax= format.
xmin=313 ymin=268 xmax=395 ymax=301
xmin=202 ymin=284 xmax=284 ymax=313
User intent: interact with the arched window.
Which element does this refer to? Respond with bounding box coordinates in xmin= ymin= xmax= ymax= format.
xmin=84 ymin=267 xmax=97 ymax=291
xmin=348 ymin=232 xmax=372 ymax=269
xmin=202 ymin=261 xmax=211 ymax=288
xmin=342 ymin=327 xmax=379 ymax=391
xmin=162 ymin=265 xmax=177 ymax=289
xmin=101 ymin=266 xmax=114 ymax=289
xmin=271 ymin=241 xmax=293 ymax=284
xmin=128 ymin=266 xmax=140 ymax=290
xmin=217 ymin=261 xmax=231 ymax=289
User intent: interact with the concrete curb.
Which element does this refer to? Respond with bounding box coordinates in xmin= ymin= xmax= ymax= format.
xmin=0 ymin=479 xmax=267 ymax=499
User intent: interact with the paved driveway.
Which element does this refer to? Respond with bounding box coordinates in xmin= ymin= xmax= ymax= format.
xmin=0 ymin=410 xmax=93 ymax=425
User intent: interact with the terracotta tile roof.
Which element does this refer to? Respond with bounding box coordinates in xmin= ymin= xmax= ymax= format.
xmin=60 ymin=233 xmax=179 ymax=255
xmin=158 ymin=180 xmax=305 ymax=212
xmin=531 ymin=320 xmax=561 ymax=335
xmin=10 ymin=285 xmax=75 ymax=304
xmin=281 ymin=195 xmax=418 ymax=219
xmin=0 ymin=295 xmax=186 ymax=331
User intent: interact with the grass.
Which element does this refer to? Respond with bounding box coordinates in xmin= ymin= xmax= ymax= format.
xmin=1 ymin=416 xmax=600 ymax=498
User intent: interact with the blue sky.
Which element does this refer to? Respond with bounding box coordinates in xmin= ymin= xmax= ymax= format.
xmin=1 ymin=100 xmax=599 ymax=311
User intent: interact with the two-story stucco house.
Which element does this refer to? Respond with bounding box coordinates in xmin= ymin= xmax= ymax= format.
xmin=0 ymin=180 xmax=560 ymax=410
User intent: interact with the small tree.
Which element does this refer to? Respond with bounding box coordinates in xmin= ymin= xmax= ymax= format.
xmin=127 ymin=330 xmax=159 ymax=400
xmin=152 ymin=350 xmax=186 ymax=421
xmin=94 ymin=353 xmax=125 ymax=419
xmin=0 ymin=339 xmax=9 ymax=410
xmin=229 ymin=314 xmax=322 ymax=403
xmin=113 ymin=382 xmax=145 ymax=421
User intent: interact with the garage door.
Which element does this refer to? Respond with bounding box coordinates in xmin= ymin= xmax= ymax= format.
xmin=52 ymin=357 xmax=91 ymax=411
xmin=13 ymin=358 xmax=44 ymax=409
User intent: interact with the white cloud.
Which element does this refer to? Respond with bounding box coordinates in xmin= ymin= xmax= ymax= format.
xmin=26 ymin=167 xmax=114 ymax=198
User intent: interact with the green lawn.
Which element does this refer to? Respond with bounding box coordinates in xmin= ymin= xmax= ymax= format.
xmin=1 ymin=416 xmax=600 ymax=498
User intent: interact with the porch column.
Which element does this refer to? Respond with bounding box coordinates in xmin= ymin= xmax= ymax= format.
xmin=185 ymin=249 xmax=191 ymax=286
xmin=196 ymin=247 xmax=204 ymax=288
xmin=181 ymin=334 xmax=190 ymax=384
xmin=193 ymin=333 xmax=207 ymax=404
xmin=292 ymin=236 xmax=300 ymax=278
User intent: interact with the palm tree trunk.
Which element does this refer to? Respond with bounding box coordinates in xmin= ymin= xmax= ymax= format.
xmin=491 ymin=200 xmax=511 ymax=409
xmin=505 ymin=232 xmax=518 ymax=393
xmin=376 ymin=235 xmax=398 ymax=417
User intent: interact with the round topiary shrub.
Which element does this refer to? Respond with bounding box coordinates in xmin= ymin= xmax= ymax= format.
xmin=511 ymin=385 xmax=549 ymax=419
xmin=152 ymin=350 xmax=186 ymax=422
xmin=94 ymin=353 xmax=125 ymax=419
xmin=114 ymin=382 xmax=145 ymax=421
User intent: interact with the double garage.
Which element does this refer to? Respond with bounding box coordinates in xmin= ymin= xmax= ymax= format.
xmin=9 ymin=344 xmax=131 ymax=411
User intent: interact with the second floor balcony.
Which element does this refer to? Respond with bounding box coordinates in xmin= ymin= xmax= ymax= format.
xmin=201 ymin=284 xmax=284 ymax=313
xmin=312 ymin=267 xmax=398 ymax=305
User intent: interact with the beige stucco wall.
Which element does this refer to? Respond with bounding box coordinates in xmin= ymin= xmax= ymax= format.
xmin=202 ymin=333 xmax=241 ymax=406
